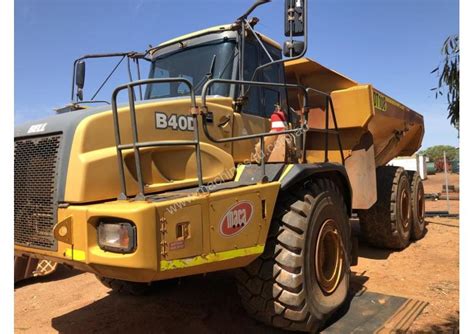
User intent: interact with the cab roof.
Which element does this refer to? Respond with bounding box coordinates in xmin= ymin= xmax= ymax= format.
xmin=154 ymin=24 xmax=281 ymax=51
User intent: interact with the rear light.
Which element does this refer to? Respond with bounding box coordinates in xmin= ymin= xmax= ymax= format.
xmin=97 ymin=221 xmax=136 ymax=253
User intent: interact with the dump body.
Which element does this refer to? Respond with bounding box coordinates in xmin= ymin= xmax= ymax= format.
xmin=285 ymin=58 xmax=424 ymax=166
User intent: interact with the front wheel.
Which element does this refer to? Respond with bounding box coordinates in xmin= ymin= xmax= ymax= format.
xmin=96 ymin=276 xmax=152 ymax=296
xmin=235 ymin=178 xmax=351 ymax=332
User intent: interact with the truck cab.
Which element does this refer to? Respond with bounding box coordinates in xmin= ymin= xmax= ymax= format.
xmin=145 ymin=24 xmax=290 ymax=163
xmin=14 ymin=18 xmax=305 ymax=279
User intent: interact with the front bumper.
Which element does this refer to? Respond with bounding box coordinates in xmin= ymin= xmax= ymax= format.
xmin=15 ymin=183 xmax=279 ymax=282
xmin=15 ymin=200 xmax=160 ymax=282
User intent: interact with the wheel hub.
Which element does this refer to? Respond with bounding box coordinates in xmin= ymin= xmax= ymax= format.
xmin=315 ymin=219 xmax=344 ymax=294
xmin=417 ymin=186 xmax=425 ymax=222
xmin=400 ymin=188 xmax=410 ymax=228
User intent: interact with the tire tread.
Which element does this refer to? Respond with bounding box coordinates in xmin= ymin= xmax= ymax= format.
xmin=359 ymin=166 xmax=411 ymax=249
xmin=236 ymin=178 xmax=349 ymax=332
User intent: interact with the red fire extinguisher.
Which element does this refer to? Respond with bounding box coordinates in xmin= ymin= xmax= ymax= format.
xmin=270 ymin=105 xmax=287 ymax=132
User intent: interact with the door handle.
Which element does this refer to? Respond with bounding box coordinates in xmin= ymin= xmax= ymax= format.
xmin=217 ymin=115 xmax=231 ymax=128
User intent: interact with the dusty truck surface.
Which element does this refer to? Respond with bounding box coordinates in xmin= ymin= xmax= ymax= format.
xmin=14 ymin=0 xmax=425 ymax=331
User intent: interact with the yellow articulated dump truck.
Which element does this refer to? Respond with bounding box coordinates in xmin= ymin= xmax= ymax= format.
xmin=14 ymin=0 xmax=425 ymax=331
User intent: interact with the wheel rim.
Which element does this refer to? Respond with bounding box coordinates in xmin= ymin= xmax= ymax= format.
xmin=400 ymin=188 xmax=410 ymax=228
xmin=315 ymin=219 xmax=344 ymax=294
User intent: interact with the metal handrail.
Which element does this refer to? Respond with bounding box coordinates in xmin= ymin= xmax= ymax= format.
xmin=306 ymin=87 xmax=345 ymax=165
xmin=199 ymin=79 xmax=345 ymax=179
xmin=110 ymin=76 xmax=345 ymax=200
xmin=200 ymin=79 xmax=310 ymax=143
xmin=111 ymin=78 xmax=203 ymax=200
xmin=200 ymin=79 xmax=310 ymax=179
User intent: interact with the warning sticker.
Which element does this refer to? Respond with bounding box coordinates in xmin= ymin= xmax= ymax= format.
xmin=169 ymin=240 xmax=185 ymax=251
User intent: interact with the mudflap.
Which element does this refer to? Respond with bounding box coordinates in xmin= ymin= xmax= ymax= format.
xmin=350 ymin=235 xmax=359 ymax=266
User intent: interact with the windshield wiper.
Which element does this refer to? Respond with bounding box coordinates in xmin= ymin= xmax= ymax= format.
xmin=194 ymin=54 xmax=217 ymax=92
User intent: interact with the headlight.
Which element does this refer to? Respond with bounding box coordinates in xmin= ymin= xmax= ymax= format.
xmin=97 ymin=220 xmax=136 ymax=253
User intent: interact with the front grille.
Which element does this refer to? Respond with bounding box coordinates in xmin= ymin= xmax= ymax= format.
xmin=14 ymin=134 xmax=62 ymax=250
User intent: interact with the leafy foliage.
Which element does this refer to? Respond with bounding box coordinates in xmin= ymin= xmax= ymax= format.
xmin=431 ymin=35 xmax=459 ymax=129
xmin=420 ymin=145 xmax=459 ymax=162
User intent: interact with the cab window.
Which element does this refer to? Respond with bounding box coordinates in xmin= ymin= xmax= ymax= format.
xmin=242 ymin=42 xmax=261 ymax=115
xmin=241 ymin=39 xmax=287 ymax=118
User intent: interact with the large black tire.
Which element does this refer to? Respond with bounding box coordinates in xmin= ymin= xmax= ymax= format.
xmin=358 ymin=166 xmax=412 ymax=249
xmin=96 ymin=276 xmax=152 ymax=296
xmin=235 ymin=178 xmax=351 ymax=332
xmin=407 ymin=171 xmax=426 ymax=240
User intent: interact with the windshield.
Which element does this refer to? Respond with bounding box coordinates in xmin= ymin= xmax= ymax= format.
xmin=145 ymin=40 xmax=236 ymax=100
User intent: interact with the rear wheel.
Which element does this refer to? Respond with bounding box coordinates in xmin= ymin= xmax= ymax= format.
xmin=358 ymin=166 xmax=412 ymax=249
xmin=235 ymin=178 xmax=351 ymax=332
xmin=407 ymin=171 xmax=426 ymax=240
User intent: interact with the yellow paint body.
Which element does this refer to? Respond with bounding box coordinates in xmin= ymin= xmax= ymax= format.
xmin=64 ymin=95 xmax=270 ymax=203
xmin=15 ymin=90 xmax=280 ymax=282
xmin=285 ymin=58 xmax=424 ymax=166
xmin=15 ymin=27 xmax=424 ymax=283
xmin=16 ymin=181 xmax=280 ymax=282
xmin=65 ymin=97 xmax=236 ymax=203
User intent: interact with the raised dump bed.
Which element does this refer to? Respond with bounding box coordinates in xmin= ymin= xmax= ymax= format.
xmin=285 ymin=58 xmax=424 ymax=167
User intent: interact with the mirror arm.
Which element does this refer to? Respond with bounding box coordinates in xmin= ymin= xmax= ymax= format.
xmin=238 ymin=0 xmax=271 ymax=21
xmin=239 ymin=20 xmax=246 ymax=94
xmin=244 ymin=19 xmax=274 ymax=62
xmin=69 ymin=52 xmax=143 ymax=104
xmin=90 ymin=55 xmax=126 ymax=101
xmin=248 ymin=0 xmax=308 ymax=83
xmin=135 ymin=58 xmax=143 ymax=100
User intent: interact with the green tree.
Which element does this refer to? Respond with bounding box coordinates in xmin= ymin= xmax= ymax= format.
xmin=431 ymin=35 xmax=459 ymax=129
xmin=420 ymin=145 xmax=458 ymax=161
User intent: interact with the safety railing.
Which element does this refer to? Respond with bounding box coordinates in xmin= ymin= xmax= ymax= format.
xmin=305 ymin=87 xmax=345 ymax=165
xmin=111 ymin=78 xmax=344 ymax=201
xmin=200 ymin=79 xmax=345 ymax=175
xmin=111 ymin=78 xmax=203 ymax=200
xmin=200 ymin=79 xmax=310 ymax=180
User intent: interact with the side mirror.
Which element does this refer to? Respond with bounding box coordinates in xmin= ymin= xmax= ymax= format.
xmin=75 ymin=61 xmax=86 ymax=101
xmin=283 ymin=40 xmax=305 ymax=57
xmin=285 ymin=0 xmax=305 ymax=37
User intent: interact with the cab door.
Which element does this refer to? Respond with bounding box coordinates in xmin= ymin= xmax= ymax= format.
xmin=232 ymin=40 xmax=288 ymax=162
xmin=200 ymin=94 xmax=235 ymax=155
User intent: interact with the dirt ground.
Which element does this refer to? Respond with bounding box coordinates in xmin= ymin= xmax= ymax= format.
xmin=352 ymin=216 xmax=459 ymax=333
xmin=424 ymin=172 xmax=459 ymax=214
xmin=14 ymin=174 xmax=459 ymax=333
